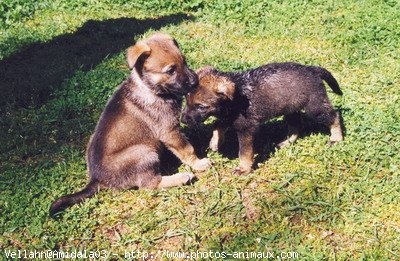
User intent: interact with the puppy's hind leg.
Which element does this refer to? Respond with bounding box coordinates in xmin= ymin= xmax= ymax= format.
xmin=138 ymin=171 xmax=194 ymax=189
xmin=304 ymin=94 xmax=342 ymax=145
xmin=277 ymin=113 xmax=301 ymax=148
xmin=129 ymin=149 xmax=194 ymax=189
xmin=157 ymin=172 xmax=195 ymax=188
xmin=328 ymin=111 xmax=343 ymax=145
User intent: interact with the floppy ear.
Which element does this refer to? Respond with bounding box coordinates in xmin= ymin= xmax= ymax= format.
xmin=126 ymin=41 xmax=151 ymax=69
xmin=216 ymin=78 xmax=235 ymax=100
xmin=196 ymin=65 xmax=216 ymax=78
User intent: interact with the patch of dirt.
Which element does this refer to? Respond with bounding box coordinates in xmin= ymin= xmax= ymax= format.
xmin=241 ymin=182 xmax=261 ymax=221
xmin=101 ymin=223 xmax=131 ymax=243
xmin=156 ymin=234 xmax=184 ymax=251
xmin=290 ymin=213 xmax=303 ymax=225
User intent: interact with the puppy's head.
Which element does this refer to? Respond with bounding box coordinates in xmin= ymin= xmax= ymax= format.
xmin=127 ymin=33 xmax=198 ymax=97
xmin=181 ymin=66 xmax=235 ymax=127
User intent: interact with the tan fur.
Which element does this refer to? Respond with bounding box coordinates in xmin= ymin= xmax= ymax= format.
xmin=182 ymin=63 xmax=343 ymax=176
xmin=209 ymin=125 xmax=226 ymax=151
xmin=329 ymin=112 xmax=343 ymax=144
xmin=158 ymin=172 xmax=194 ymax=188
xmin=90 ymin=33 xmax=210 ymax=186
xmin=127 ymin=42 xmax=151 ymax=69
xmin=277 ymin=123 xmax=300 ymax=148
xmin=215 ymin=77 xmax=235 ymax=100
xmin=49 ymin=33 xmax=210 ymax=216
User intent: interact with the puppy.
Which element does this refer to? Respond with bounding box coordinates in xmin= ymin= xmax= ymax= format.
xmin=181 ymin=62 xmax=343 ymax=175
xmin=50 ymin=33 xmax=211 ymax=216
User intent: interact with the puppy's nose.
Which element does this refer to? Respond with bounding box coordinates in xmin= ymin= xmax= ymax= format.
xmin=181 ymin=113 xmax=189 ymax=124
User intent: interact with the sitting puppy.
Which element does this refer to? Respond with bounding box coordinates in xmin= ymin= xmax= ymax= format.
xmin=50 ymin=33 xmax=211 ymax=216
xmin=181 ymin=62 xmax=343 ymax=175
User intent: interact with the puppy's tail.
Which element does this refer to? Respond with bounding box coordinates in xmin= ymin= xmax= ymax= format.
xmin=310 ymin=66 xmax=343 ymax=95
xmin=49 ymin=179 xmax=100 ymax=217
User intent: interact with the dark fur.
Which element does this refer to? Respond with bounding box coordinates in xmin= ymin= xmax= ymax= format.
xmin=182 ymin=62 xmax=343 ymax=175
xmin=50 ymin=33 xmax=210 ymax=216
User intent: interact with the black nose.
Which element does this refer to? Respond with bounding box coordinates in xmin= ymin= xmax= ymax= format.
xmin=181 ymin=113 xmax=188 ymax=124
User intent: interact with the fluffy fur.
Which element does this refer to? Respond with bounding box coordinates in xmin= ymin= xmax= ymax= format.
xmin=182 ymin=62 xmax=343 ymax=175
xmin=50 ymin=33 xmax=211 ymax=216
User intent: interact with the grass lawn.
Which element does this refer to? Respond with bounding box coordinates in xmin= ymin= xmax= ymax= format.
xmin=1 ymin=0 xmax=399 ymax=259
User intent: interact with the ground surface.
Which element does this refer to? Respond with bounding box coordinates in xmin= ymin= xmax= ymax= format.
xmin=0 ymin=0 xmax=399 ymax=259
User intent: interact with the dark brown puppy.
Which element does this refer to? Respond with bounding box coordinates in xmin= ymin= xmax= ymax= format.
xmin=181 ymin=62 xmax=343 ymax=175
xmin=50 ymin=33 xmax=211 ymax=216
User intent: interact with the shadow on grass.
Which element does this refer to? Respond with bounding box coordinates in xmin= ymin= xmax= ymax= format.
xmin=0 ymin=13 xmax=193 ymax=161
xmin=0 ymin=13 xmax=195 ymax=222
xmin=0 ymin=13 xmax=193 ymax=109
xmin=184 ymin=120 xmax=287 ymax=165
xmin=185 ymin=108 xmax=346 ymax=171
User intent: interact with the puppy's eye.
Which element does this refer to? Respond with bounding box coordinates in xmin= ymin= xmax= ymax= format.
xmin=165 ymin=65 xmax=176 ymax=75
xmin=196 ymin=104 xmax=209 ymax=110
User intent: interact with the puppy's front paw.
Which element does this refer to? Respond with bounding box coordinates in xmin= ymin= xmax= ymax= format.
xmin=191 ymin=158 xmax=212 ymax=172
xmin=327 ymin=140 xmax=340 ymax=146
xmin=277 ymin=140 xmax=290 ymax=148
xmin=178 ymin=172 xmax=196 ymax=185
xmin=209 ymin=137 xmax=219 ymax=151
xmin=232 ymin=166 xmax=251 ymax=176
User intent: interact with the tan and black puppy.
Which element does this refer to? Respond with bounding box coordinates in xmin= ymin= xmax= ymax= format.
xmin=50 ymin=33 xmax=211 ymax=216
xmin=181 ymin=62 xmax=343 ymax=175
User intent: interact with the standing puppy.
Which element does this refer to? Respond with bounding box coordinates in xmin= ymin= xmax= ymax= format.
xmin=181 ymin=62 xmax=343 ymax=175
xmin=50 ymin=33 xmax=211 ymax=216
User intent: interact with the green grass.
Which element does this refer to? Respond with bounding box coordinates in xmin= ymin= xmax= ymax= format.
xmin=0 ymin=0 xmax=399 ymax=259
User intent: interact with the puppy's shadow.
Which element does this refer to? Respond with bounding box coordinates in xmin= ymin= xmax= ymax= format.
xmin=0 ymin=13 xmax=193 ymax=109
xmin=159 ymin=146 xmax=182 ymax=175
xmin=0 ymin=13 xmax=195 ymax=160
xmin=184 ymin=109 xmax=346 ymax=171
xmin=183 ymin=121 xmax=286 ymax=165
xmin=159 ymin=126 xmax=213 ymax=175
xmin=255 ymin=110 xmax=346 ymax=166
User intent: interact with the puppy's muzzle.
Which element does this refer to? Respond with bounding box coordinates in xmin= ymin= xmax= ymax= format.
xmin=181 ymin=112 xmax=203 ymax=129
xmin=181 ymin=113 xmax=191 ymax=125
xmin=181 ymin=112 xmax=196 ymax=127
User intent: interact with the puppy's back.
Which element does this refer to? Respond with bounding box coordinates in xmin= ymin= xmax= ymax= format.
xmin=238 ymin=62 xmax=336 ymax=118
xmin=87 ymin=80 xmax=159 ymax=184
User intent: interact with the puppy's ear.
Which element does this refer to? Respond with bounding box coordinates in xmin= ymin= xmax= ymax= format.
xmin=127 ymin=41 xmax=151 ymax=69
xmin=196 ymin=66 xmax=216 ymax=78
xmin=216 ymin=78 xmax=235 ymax=100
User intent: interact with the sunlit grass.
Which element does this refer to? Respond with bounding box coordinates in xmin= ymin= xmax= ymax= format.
xmin=0 ymin=0 xmax=399 ymax=259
